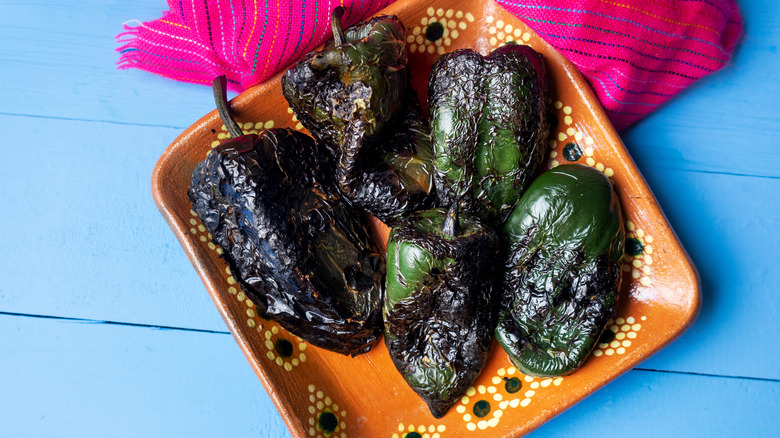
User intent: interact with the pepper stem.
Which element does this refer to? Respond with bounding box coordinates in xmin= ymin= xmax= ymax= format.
xmin=212 ymin=75 xmax=243 ymax=139
xmin=442 ymin=202 xmax=461 ymax=238
xmin=331 ymin=6 xmax=346 ymax=46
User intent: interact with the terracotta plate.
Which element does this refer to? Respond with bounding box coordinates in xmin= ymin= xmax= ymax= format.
xmin=152 ymin=0 xmax=700 ymax=436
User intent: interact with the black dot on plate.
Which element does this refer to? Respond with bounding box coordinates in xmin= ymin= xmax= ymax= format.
xmin=318 ymin=411 xmax=338 ymax=432
xmin=405 ymin=433 xmax=422 ymax=438
xmin=473 ymin=400 xmax=491 ymax=417
xmin=563 ymin=142 xmax=583 ymax=161
xmin=504 ymin=377 xmax=522 ymax=393
xmin=599 ymin=329 xmax=616 ymax=345
xmin=626 ymin=238 xmax=645 ymax=256
xmin=425 ymin=22 xmax=444 ymax=41
xmin=275 ymin=338 xmax=293 ymax=358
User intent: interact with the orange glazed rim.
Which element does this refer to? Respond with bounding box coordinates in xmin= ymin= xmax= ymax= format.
xmin=151 ymin=0 xmax=700 ymax=436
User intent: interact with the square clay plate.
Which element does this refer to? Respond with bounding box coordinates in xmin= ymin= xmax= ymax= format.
xmin=152 ymin=0 xmax=700 ymax=436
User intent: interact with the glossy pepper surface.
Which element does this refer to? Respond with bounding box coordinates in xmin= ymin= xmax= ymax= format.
xmin=282 ymin=8 xmax=434 ymax=222
xmin=496 ymin=164 xmax=625 ymax=376
xmin=428 ymin=43 xmax=549 ymax=227
xmin=189 ymin=77 xmax=385 ymax=356
xmin=384 ymin=204 xmax=499 ymax=418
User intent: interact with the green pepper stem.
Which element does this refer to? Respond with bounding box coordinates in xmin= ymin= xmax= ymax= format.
xmin=212 ymin=75 xmax=243 ymax=139
xmin=442 ymin=202 xmax=460 ymax=238
xmin=331 ymin=6 xmax=346 ymax=46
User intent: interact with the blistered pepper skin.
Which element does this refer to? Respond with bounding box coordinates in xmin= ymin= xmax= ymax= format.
xmin=496 ymin=164 xmax=625 ymax=376
xmin=282 ymin=9 xmax=434 ymax=222
xmin=189 ymin=89 xmax=386 ymax=356
xmin=281 ymin=12 xmax=408 ymax=152
xmin=336 ymin=86 xmax=435 ymax=222
xmin=428 ymin=43 xmax=549 ymax=227
xmin=383 ymin=207 xmax=499 ymax=418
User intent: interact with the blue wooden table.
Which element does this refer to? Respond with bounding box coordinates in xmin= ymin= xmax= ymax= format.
xmin=2 ymin=1 xmax=778 ymax=436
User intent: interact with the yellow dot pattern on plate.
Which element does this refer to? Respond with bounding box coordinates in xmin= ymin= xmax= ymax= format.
xmin=594 ymin=315 xmax=646 ymax=357
xmin=486 ymin=16 xmax=536 ymax=47
xmin=257 ymin=323 xmax=308 ymax=371
xmin=549 ymin=102 xmax=620 ymax=178
xmin=307 ymin=385 xmax=348 ymax=438
xmin=453 ymin=365 xmax=563 ymax=431
xmin=210 ymin=120 xmax=277 ymax=152
xmin=624 ymin=221 xmax=655 ymax=286
xmin=394 ymin=423 xmax=443 ymax=438
xmin=409 ymin=9 xmax=470 ymax=55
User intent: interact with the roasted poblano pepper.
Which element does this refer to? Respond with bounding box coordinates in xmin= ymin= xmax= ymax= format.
xmin=189 ymin=77 xmax=385 ymax=356
xmin=496 ymin=164 xmax=625 ymax=376
xmin=384 ymin=204 xmax=499 ymax=418
xmin=428 ymin=43 xmax=549 ymax=227
xmin=282 ymin=8 xmax=434 ymax=222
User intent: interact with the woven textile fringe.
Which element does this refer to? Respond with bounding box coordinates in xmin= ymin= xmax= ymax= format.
xmin=116 ymin=0 xmax=742 ymax=129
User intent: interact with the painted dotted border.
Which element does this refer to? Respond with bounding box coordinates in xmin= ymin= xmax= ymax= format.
xmin=593 ymin=315 xmax=646 ymax=357
xmin=486 ymin=15 xmax=534 ymax=47
xmin=623 ymin=222 xmax=655 ymax=287
xmin=407 ymin=8 xmax=474 ymax=55
xmin=393 ymin=423 xmax=447 ymax=438
xmin=307 ymin=384 xmax=348 ymax=438
xmin=456 ymin=368 xmax=563 ymax=431
xmin=207 ymin=120 xmax=276 ymax=151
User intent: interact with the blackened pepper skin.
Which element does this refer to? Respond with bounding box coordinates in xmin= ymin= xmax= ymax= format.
xmin=428 ymin=43 xmax=549 ymax=227
xmin=337 ymin=86 xmax=434 ymax=222
xmin=282 ymin=8 xmax=434 ymax=222
xmin=189 ymin=77 xmax=385 ymax=356
xmin=384 ymin=204 xmax=499 ymax=418
xmin=496 ymin=164 xmax=625 ymax=376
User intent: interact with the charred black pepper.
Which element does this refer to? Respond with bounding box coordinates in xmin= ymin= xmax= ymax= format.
xmin=189 ymin=76 xmax=385 ymax=356
xmin=282 ymin=8 xmax=434 ymax=222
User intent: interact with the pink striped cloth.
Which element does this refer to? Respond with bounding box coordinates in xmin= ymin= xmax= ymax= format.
xmin=116 ymin=0 xmax=742 ymax=129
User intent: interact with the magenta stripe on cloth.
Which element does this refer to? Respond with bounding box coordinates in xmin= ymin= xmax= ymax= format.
xmin=117 ymin=0 xmax=742 ymax=129
xmin=496 ymin=0 xmax=743 ymax=127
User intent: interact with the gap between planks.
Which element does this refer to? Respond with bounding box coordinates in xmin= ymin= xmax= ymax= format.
xmin=3 ymin=112 xmax=779 ymax=181
xmin=0 ymin=310 xmax=230 ymax=335
xmin=3 ymin=310 xmax=779 ymax=384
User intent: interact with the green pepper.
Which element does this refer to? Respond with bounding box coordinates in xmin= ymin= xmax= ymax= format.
xmin=384 ymin=203 xmax=499 ymax=418
xmin=189 ymin=76 xmax=385 ymax=356
xmin=496 ymin=164 xmax=625 ymax=376
xmin=282 ymin=8 xmax=434 ymax=222
xmin=428 ymin=43 xmax=549 ymax=227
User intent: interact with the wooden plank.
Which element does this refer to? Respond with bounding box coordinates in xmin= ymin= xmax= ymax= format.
xmin=3 ymin=111 xmax=780 ymax=379
xmin=2 ymin=314 xmax=778 ymax=437
xmin=0 ymin=314 xmax=286 ymax=437
xmin=0 ymin=0 xmax=778 ymax=178
xmin=0 ymin=0 xmax=215 ymax=129
xmin=631 ymin=168 xmax=780 ymax=380
xmin=530 ymin=369 xmax=780 ymax=438
xmin=0 ymin=114 xmax=226 ymax=331
xmin=620 ymin=2 xmax=780 ymax=178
